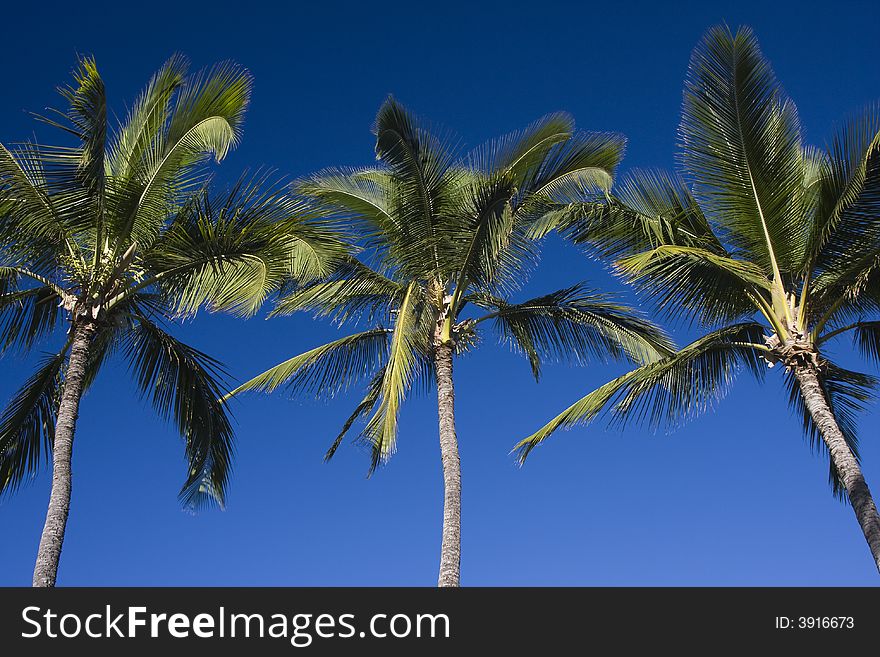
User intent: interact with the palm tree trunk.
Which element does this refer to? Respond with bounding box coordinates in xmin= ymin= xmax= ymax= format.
xmin=434 ymin=341 xmax=461 ymax=587
xmin=794 ymin=363 xmax=880 ymax=572
xmin=32 ymin=321 xmax=96 ymax=587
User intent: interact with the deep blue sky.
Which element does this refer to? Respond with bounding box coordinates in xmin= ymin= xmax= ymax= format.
xmin=2 ymin=0 xmax=879 ymax=586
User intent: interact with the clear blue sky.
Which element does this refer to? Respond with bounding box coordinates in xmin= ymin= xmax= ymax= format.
xmin=2 ymin=0 xmax=879 ymax=586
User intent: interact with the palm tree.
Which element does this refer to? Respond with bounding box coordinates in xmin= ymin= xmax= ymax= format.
xmin=0 ymin=56 xmax=340 ymax=586
xmin=515 ymin=25 xmax=880 ymax=572
xmin=228 ymin=98 xmax=673 ymax=586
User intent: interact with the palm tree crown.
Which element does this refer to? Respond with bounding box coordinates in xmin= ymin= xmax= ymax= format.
xmin=229 ymin=98 xmax=672 ymax=585
xmin=516 ymin=25 xmax=880 ymax=570
xmin=231 ymin=98 xmax=671 ymax=468
xmin=0 ymin=56 xmax=339 ymax=508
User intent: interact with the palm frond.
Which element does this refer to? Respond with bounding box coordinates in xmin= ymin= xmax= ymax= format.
xmin=515 ymin=322 xmax=767 ymax=462
xmin=446 ymin=172 xmax=533 ymax=300
xmin=521 ymin=131 xmax=626 ymax=201
xmin=296 ymin=167 xmax=395 ymax=234
xmin=680 ymin=25 xmax=806 ymax=276
xmin=360 ymin=283 xmax=423 ymax=472
xmin=0 ymin=143 xmax=73 ymax=254
xmin=616 ymin=244 xmax=769 ymax=326
xmin=225 ymin=328 xmax=391 ymax=399
xmin=0 ymin=346 xmax=68 ymax=494
xmin=527 ymin=169 xmax=726 ymax=265
xmin=373 ymin=97 xmax=462 ymax=279
xmin=123 ymin=313 xmax=234 ymax=509
xmin=470 ymin=284 xmax=673 ymax=379
xmin=138 ymin=175 xmax=318 ymax=318
xmin=107 ymin=54 xmax=188 ymax=178
xmin=324 ymin=366 xmax=386 ymax=462
xmin=808 ymin=110 xmax=880 ymax=324
xmin=0 ymin=284 xmax=62 ymax=354
xmin=806 ymin=104 xmax=880 ymax=276
xmin=32 ymin=56 xmax=108 ymax=249
xmin=270 ymin=255 xmax=403 ymax=324
xmin=852 ymin=320 xmax=880 ymax=365
xmin=468 ymin=112 xmax=574 ymax=183
xmin=111 ymin=61 xmax=253 ymax=249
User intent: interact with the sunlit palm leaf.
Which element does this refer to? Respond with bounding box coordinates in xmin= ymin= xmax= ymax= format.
xmin=226 ymin=328 xmax=391 ymax=399
xmin=616 ymin=244 xmax=770 ymax=325
xmin=680 ymin=25 xmax=806 ymax=276
xmin=523 ymin=131 xmax=625 ymax=201
xmin=114 ymin=62 xmax=253 ymax=249
xmin=108 ymin=54 xmax=188 ymax=179
xmin=515 ymin=322 xmax=766 ymax=462
xmin=140 ymin=175 xmax=323 ymax=318
xmin=0 ymin=143 xmax=73 ymax=252
xmin=270 ymin=255 xmax=402 ymax=323
xmin=468 ymin=112 xmax=574 ymax=184
xmin=361 ymin=283 xmax=422 ymax=472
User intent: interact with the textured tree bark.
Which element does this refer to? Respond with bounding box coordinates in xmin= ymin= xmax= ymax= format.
xmin=794 ymin=363 xmax=880 ymax=572
xmin=434 ymin=341 xmax=461 ymax=587
xmin=32 ymin=321 xmax=96 ymax=587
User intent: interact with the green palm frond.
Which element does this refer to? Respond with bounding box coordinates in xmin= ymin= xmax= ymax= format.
xmin=512 ymin=131 xmax=626 ymax=237
xmin=225 ymin=328 xmax=391 ymax=399
xmin=680 ymin=25 xmax=806 ymax=277
xmin=471 ymin=284 xmax=673 ymax=379
xmin=810 ymin=251 xmax=880 ymax=335
xmin=527 ymin=169 xmax=723 ymax=258
xmin=522 ymin=131 xmax=625 ymax=201
xmin=165 ymin=60 xmax=251 ymax=152
xmin=468 ymin=112 xmax=574 ymax=183
xmin=0 ymin=284 xmax=63 ymax=354
xmin=616 ymin=244 xmax=770 ymax=326
xmin=446 ymin=130 xmax=625 ymax=308
xmin=447 ymin=172 xmax=532 ymax=301
xmin=0 ymin=143 xmax=75 ymax=256
xmin=32 ymin=56 xmax=108 ymax=248
xmin=137 ymin=175 xmax=316 ymax=318
xmin=270 ymin=255 xmax=402 ymax=323
xmin=111 ymin=61 xmax=253 ymax=250
xmin=296 ymin=167 xmax=395 ymax=234
xmin=361 ymin=283 xmax=423 ymax=473
xmin=806 ymin=105 xmax=880 ymax=275
xmin=515 ymin=322 xmax=767 ymax=462
xmin=605 ymin=170 xmax=723 ymax=254
xmin=373 ymin=97 xmax=462 ymax=280
xmin=107 ymin=54 xmax=188 ymax=179
xmin=807 ymin=110 xmax=880 ymax=327
xmin=324 ymin=366 xmax=386 ymax=462
xmin=123 ymin=313 xmax=234 ymax=509
xmin=0 ymin=346 xmax=68 ymax=495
